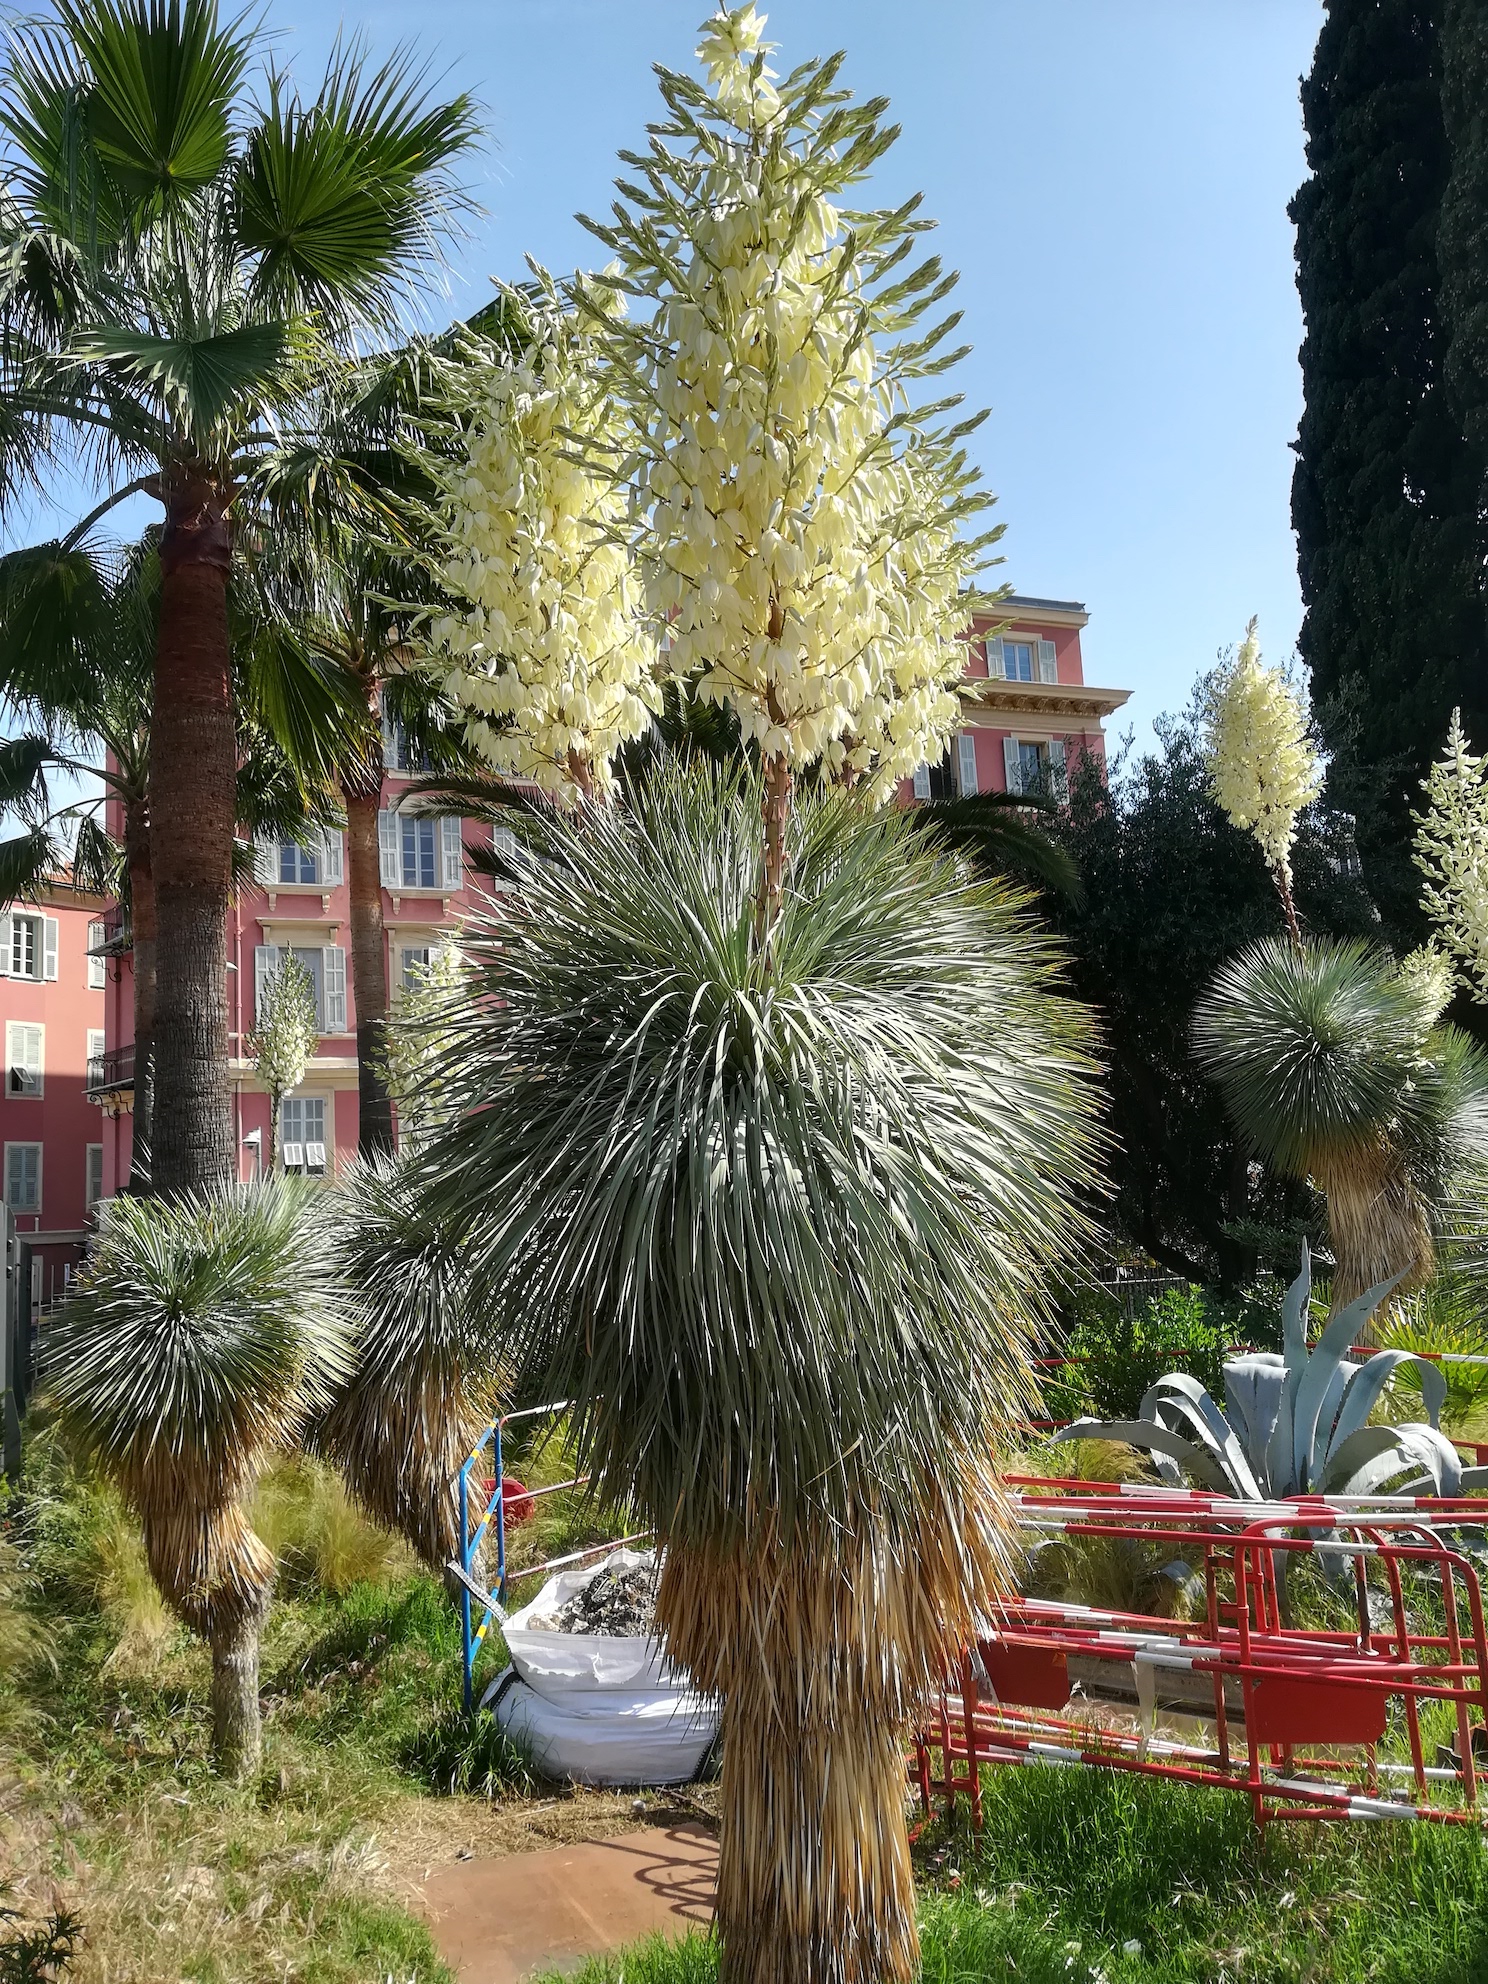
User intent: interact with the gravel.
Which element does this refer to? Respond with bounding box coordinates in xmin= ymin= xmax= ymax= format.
xmin=529 ymin=1557 xmax=660 ymax=1637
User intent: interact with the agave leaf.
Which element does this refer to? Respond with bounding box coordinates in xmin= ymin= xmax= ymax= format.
xmin=1319 ymin=1424 xmax=1418 ymax=1495
xmin=1223 ymin=1354 xmax=1287 ymax=1490
xmin=1281 ymin=1245 xmax=1312 ymax=1375
xmin=1290 ymin=1274 xmax=1401 ymax=1490
xmin=1139 ymin=1374 xmax=1262 ymax=1499
xmin=1052 ymin=1417 xmax=1237 ymax=1495
xmin=1393 ymin=1424 xmax=1464 ymax=1495
xmin=1458 ymin=1466 xmax=1488 ymax=1492
xmin=1325 ymin=1352 xmax=1449 ymax=1466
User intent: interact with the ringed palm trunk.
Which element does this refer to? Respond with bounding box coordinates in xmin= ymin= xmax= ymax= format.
xmin=657 ymin=1463 xmax=1008 ymax=1984
xmin=126 ymin=823 xmax=157 ymax=1195
xmin=345 ymin=778 xmax=395 ymax=1156
xmin=1313 ymin=1138 xmax=1433 ymax=1329
xmin=148 ymin=474 xmax=237 ymax=1196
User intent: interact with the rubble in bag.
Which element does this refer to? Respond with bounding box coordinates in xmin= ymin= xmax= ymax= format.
xmin=530 ymin=1559 xmax=659 ymax=1637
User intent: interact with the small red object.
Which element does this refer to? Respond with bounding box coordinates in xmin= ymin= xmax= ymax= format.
xmin=979 ymin=1640 xmax=1071 ymax=1710
xmin=501 ymin=1476 xmax=536 ymax=1527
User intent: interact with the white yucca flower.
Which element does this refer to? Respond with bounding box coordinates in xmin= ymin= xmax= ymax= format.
xmin=1203 ymin=618 xmax=1322 ymax=934
xmin=433 ymin=282 xmax=660 ymax=803
xmin=1414 ymin=710 xmax=1488 ymax=1002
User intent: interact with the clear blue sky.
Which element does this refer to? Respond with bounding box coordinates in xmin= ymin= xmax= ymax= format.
xmin=19 ymin=0 xmax=1327 ymax=760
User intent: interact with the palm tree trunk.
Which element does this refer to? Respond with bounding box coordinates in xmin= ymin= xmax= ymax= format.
xmin=1314 ymin=1139 xmax=1433 ymax=1329
xmin=127 ymin=829 xmax=157 ymax=1195
xmin=149 ymin=476 xmax=236 ymax=1196
xmin=345 ymin=785 xmax=395 ymax=1155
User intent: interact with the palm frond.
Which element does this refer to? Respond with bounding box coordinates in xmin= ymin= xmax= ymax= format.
xmin=0 ymin=539 xmax=112 ymax=712
xmin=909 ymin=790 xmax=1083 ymax=901
xmin=0 ymin=826 xmax=64 ymax=901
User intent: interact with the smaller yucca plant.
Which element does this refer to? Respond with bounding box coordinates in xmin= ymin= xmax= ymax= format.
xmin=48 ymin=1181 xmax=352 ymax=1776
xmin=315 ymin=1160 xmax=498 ymax=1573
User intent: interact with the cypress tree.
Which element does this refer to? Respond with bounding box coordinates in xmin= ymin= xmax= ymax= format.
xmin=1438 ymin=0 xmax=1488 ymax=563
xmin=1290 ymin=1 xmax=1486 ymax=929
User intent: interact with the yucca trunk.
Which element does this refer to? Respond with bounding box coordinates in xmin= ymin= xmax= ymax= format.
xmin=137 ymin=1481 xmax=275 ymax=1779
xmin=1313 ymin=1137 xmax=1433 ymax=1326
xmin=149 ymin=474 xmax=237 ymax=1197
xmin=657 ymin=1465 xmax=1009 ymax=1984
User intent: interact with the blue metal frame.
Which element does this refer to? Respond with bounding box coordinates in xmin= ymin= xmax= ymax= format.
xmin=458 ymin=1414 xmax=506 ymax=1711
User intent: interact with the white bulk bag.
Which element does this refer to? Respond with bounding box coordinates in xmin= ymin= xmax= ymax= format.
xmin=481 ymin=1548 xmax=720 ymax=1786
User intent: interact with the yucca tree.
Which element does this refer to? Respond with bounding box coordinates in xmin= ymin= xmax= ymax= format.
xmin=317 ymin=1158 xmax=497 ymax=1570
xmin=1193 ymin=935 xmax=1488 ymax=1314
xmin=0 ymin=0 xmax=478 ymax=1194
xmin=408 ymin=763 xmax=1102 ymax=1984
xmin=48 ymin=1180 xmax=352 ymax=1773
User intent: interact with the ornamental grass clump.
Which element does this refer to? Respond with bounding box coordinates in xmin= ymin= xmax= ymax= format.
xmin=316 ymin=1158 xmax=498 ymax=1573
xmin=47 ymin=1180 xmax=353 ymax=1775
xmin=408 ymin=760 xmax=1103 ymax=1984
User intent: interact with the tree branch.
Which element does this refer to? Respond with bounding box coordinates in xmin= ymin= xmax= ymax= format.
xmin=61 ymin=476 xmax=161 ymax=551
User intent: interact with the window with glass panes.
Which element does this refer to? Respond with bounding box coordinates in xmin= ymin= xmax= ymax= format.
xmin=400 ymin=944 xmax=432 ymax=992
xmin=280 ymin=1097 xmax=327 ymax=1172
xmin=1001 ymin=639 xmax=1035 ymax=682
xmin=9 ymin=915 xmax=39 ymax=978
xmin=279 ymin=841 xmax=322 ymax=885
xmin=400 ymin=816 xmax=438 ymax=890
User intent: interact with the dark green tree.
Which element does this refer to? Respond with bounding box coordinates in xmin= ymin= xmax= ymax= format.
xmin=1290 ymin=1 xmax=1488 ymax=931
xmin=1050 ymin=726 xmax=1377 ymax=1287
xmin=1438 ymin=0 xmax=1488 ymax=558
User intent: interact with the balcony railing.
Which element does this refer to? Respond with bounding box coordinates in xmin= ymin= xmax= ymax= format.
xmin=87 ymin=908 xmax=132 ymax=956
xmin=85 ymin=1043 xmax=134 ymax=1100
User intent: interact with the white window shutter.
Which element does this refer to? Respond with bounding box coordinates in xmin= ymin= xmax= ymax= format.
xmin=42 ymin=916 xmax=58 ymax=981
xmin=986 ymin=636 xmax=1004 ymax=679
xmin=1048 ymin=737 xmax=1068 ymax=802
xmin=1038 ymin=639 xmax=1058 ymax=684
xmin=324 ymin=946 xmax=347 ymax=1033
xmin=912 ymin=763 xmax=931 ymax=801
xmin=0 ymin=912 xmax=11 ymax=978
xmin=1003 ymin=736 xmax=1022 ymax=796
xmin=254 ymin=944 xmax=278 ymax=1022
xmin=253 ymin=837 xmax=276 ymax=885
xmin=956 ymin=732 xmax=979 ymax=796
xmin=440 ymin=816 xmax=464 ymax=890
xmin=378 ymin=810 xmax=399 ymax=887
xmin=321 ymin=830 xmax=344 ymax=887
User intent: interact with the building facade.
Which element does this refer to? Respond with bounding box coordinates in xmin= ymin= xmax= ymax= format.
xmin=0 ymin=881 xmax=109 ymax=1303
xmin=908 ymin=595 xmax=1129 ymax=801
xmin=96 ymin=739 xmax=497 ymax=1190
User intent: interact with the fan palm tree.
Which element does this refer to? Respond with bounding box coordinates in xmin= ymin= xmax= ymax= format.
xmin=0 ymin=0 xmax=479 ymax=1194
xmin=1193 ymin=935 xmax=1488 ymax=1315
xmin=48 ymin=1179 xmax=352 ymax=1774
xmin=403 ymin=762 xmax=1103 ymax=1984
xmin=0 ymin=534 xmax=338 ymax=1188
xmin=316 ymin=1157 xmax=496 ymax=1569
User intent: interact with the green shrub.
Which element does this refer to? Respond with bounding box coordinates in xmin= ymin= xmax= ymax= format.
xmin=1047 ymin=1280 xmax=1281 ymax=1424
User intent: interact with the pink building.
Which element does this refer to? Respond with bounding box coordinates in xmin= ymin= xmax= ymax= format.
xmin=96 ymin=733 xmax=496 ymax=1190
xmin=0 ymin=880 xmax=109 ymax=1302
xmin=906 ymin=596 xmax=1130 ymax=802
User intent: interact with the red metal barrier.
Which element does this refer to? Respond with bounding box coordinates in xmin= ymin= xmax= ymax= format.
xmin=913 ymin=1483 xmax=1488 ymax=1830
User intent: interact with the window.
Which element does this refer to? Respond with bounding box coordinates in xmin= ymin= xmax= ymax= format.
xmin=253 ymin=832 xmax=343 ymax=890
xmin=254 ymin=945 xmax=347 ymax=1033
xmin=1002 ymin=639 xmax=1035 ymax=683
xmin=987 ymin=635 xmax=1058 ymax=684
xmin=400 ymin=944 xmax=433 ymax=993
xmin=0 ymin=912 xmax=57 ymax=982
xmin=87 ymin=922 xmax=106 ymax=989
xmin=1002 ymin=736 xmax=1068 ymax=802
xmin=5 ymin=1143 xmax=41 ymax=1213
xmin=6 ymin=1023 xmax=43 ymax=1098
xmin=400 ymin=817 xmax=437 ymax=890
xmin=378 ymin=812 xmax=465 ymax=893
xmin=280 ymin=1096 xmax=328 ymax=1175
xmin=85 ymin=1144 xmax=103 ymax=1210
xmin=381 ymin=693 xmax=430 ymax=774
xmin=86 ymin=1029 xmax=105 ymax=1089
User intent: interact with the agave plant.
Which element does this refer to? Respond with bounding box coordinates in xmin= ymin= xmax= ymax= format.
xmin=405 ymin=760 xmax=1103 ymax=1984
xmin=48 ymin=1181 xmax=352 ymax=1774
xmin=1193 ymin=936 xmax=1488 ymax=1314
xmin=1055 ymin=1245 xmax=1488 ymax=1499
xmin=315 ymin=1158 xmax=498 ymax=1572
